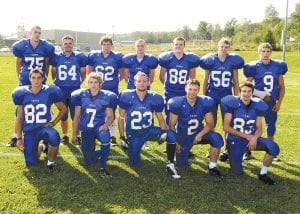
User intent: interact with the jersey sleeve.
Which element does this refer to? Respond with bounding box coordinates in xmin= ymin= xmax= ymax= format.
xmin=71 ymin=89 xmax=84 ymax=107
xmin=104 ymin=91 xmax=118 ymax=109
xmin=44 ymin=41 xmax=55 ymax=58
xmin=50 ymin=53 xmax=59 ymax=67
xmin=48 ymin=85 xmax=63 ymax=103
xmin=87 ymin=52 xmax=96 ymax=67
xmin=221 ymin=95 xmax=241 ymax=113
xmin=115 ymin=52 xmax=124 ymax=68
xmin=199 ymin=96 xmax=215 ymax=114
xmin=122 ymin=53 xmax=134 ymax=68
xmin=168 ymin=96 xmax=184 ymax=115
xmin=12 ymin=86 xmax=27 ymax=105
xmin=186 ymin=52 xmax=200 ymax=68
xmin=243 ymin=61 xmax=257 ymax=78
xmin=199 ymin=53 xmax=215 ymax=70
xmin=229 ymin=53 xmax=244 ymax=69
xmin=12 ymin=39 xmax=25 ymax=58
xmin=151 ymin=92 xmax=164 ymax=112
xmin=147 ymin=55 xmax=159 ymax=69
xmin=78 ymin=52 xmax=88 ymax=67
xmin=275 ymin=60 xmax=288 ymax=75
xmin=158 ymin=51 xmax=172 ymax=68
xmin=252 ymin=97 xmax=268 ymax=117
xmin=118 ymin=90 xmax=133 ymax=110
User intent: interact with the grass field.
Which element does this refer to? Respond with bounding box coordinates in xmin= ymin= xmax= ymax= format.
xmin=0 ymin=45 xmax=299 ymax=213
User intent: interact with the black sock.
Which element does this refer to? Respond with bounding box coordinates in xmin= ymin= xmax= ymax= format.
xmin=166 ymin=143 xmax=176 ymax=163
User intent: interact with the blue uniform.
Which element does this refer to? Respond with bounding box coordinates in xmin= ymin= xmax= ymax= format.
xmin=168 ymin=96 xmax=224 ymax=167
xmin=118 ymin=89 xmax=176 ymax=166
xmin=71 ymin=89 xmax=117 ymax=168
xmin=200 ymin=53 xmax=244 ymax=125
xmin=122 ymin=53 xmax=158 ymax=89
xmin=88 ymin=51 xmax=123 ymax=94
xmin=12 ymin=85 xmax=63 ymax=166
xmin=244 ymin=60 xmax=288 ymax=136
xmin=12 ymin=39 xmax=55 ymax=86
xmin=51 ymin=51 xmax=88 ymax=120
xmin=221 ymin=95 xmax=280 ymax=174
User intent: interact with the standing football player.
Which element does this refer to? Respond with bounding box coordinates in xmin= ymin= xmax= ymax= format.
xmin=222 ymin=82 xmax=280 ymax=185
xmin=12 ymin=68 xmax=66 ymax=170
xmin=71 ymin=72 xmax=117 ymax=177
xmin=199 ymin=38 xmax=244 ymax=161
xmin=243 ymin=43 xmax=287 ymax=160
xmin=51 ymin=35 xmax=88 ymax=145
xmin=168 ymin=79 xmax=224 ymax=177
xmin=87 ymin=36 xmax=124 ymax=146
xmin=8 ymin=25 xmax=55 ymax=147
xmin=118 ymin=72 xmax=180 ymax=179
xmin=122 ymin=39 xmax=158 ymax=150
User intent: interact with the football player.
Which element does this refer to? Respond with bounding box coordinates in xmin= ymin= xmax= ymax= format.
xmin=51 ymin=35 xmax=88 ymax=145
xmin=8 ymin=25 xmax=55 ymax=147
xmin=199 ymin=38 xmax=244 ymax=161
xmin=243 ymin=43 xmax=287 ymax=160
xmin=122 ymin=39 xmax=158 ymax=150
xmin=168 ymin=79 xmax=224 ymax=177
xmin=71 ymin=72 xmax=117 ymax=178
xmin=87 ymin=36 xmax=124 ymax=146
xmin=118 ymin=72 xmax=180 ymax=179
xmin=222 ymin=82 xmax=280 ymax=185
xmin=12 ymin=68 xmax=66 ymax=171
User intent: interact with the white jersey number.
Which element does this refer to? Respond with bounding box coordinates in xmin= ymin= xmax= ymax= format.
xmin=86 ymin=108 xmax=97 ymax=128
xmin=95 ymin=65 xmax=114 ymax=81
xmin=169 ymin=69 xmax=188 ymax=84
xmin=24 ymin=104 xmax=47 ymax=123
xmin=187 ymin=119 xmax=199 ymax=135
xmin=25 ymin=57 xmax=44 ymax=70
xmin=57 ymin=65 xmax=77 ymax=81
xmin=210 ymin=70 xmax=232 ymax=87
xmin=263 ymin=75 xmax=274 ymax=92
xmin=130 ymin=111 xmax=153 ymax=130
xmin=233 ymin=118 xmax=255 ymax=134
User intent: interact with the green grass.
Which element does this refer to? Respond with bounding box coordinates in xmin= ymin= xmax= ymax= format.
xmin=0 ymin=46 xmax=300 ymax=213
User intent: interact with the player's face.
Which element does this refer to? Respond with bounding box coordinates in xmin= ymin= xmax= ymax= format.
xmin=30 ymin=73 xmax=43 ymax=87
xmin=135 ymin=41 xmax=145 ymax=55
xmin=101 ymin=42 xmax=112 ymax=54
xmin=173 ymin=40 xmax=185 ymax=54
xmin=240 ymin=86 xmax=253 ymax=102
xmin=218 ymin=42 xmax=230 ymax=55
xmin=30 ymin=29 xmax=41 ymax=42
xmin=186 ymin=84 xmax=199 ymax=100
xmin=259 ymin=48 xmax=271 ymax=61
xmin=88 ymin=78 xmax=101 ymax=91
xmin=63 ymin=39 xmax=73 ymax=53
xmin=135 ymin=75 xmax=148 ymax=91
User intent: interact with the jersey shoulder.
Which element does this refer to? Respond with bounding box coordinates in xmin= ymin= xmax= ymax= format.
xmin=12 ymin=39 xmax=28 ymax=57
xmin=199 ymin=53 xmax=216 ymax=69
xmin=228 ymin=53 xmax=245 ymax=69
xmin=221 ymin=95 xmax=241 ymax=109
xmin=198 ymin=95 xmax=214 ymax=108
xmin=271 ymin=59 xmax=288 ymax=75
xmin=251 ymin=97 xmax=268 ymax=112
xmin=158 ymin=51 xmax=173 ymax=67
xmin=12 ymin=86 xmax=30 ymax=105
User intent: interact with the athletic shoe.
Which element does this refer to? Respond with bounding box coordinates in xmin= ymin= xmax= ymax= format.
xmin=6 ymin=137 xmax=17 ymax=147
xmin=158 ymin=130 xmax=167 ymax=144
xmin=143 ymin=142 xmax=150 ymax=150
xmin=99 ymin=168 xmax=112 ymax=178
xmin=258 ymin=173 xmax=275 ymax=185
xmin=120 ymin=136 xmax=129 ymax=150
xmin=273 ymin=156 xmax=281 ymax=162
xmin=61 ymin=136 xmax=69 ymax=145
xmin=47 ymin=163 xmax=59 ymax=173
xmin=243 ymin=151 xmax=252 ymax=160
xmin=188 ymin=151 xmax=195 ymax=159
xmin=166 ymin=162 xmax=181 ymax=179
xmin=77 ymin=137 xmax=82 ymax=146
xmin=219 ymin=152 xmax=229 ymax=162
xmin=41 ymin=141 xmax=48 ymax=154
xmin=110 ymin=136 xmax=117 ymax=146
xmin=208 ymin=167 xmax=222 ymax=178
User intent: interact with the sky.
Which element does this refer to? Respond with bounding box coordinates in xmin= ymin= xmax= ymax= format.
xmin=0 ymin=0 xmax=299 ymax=37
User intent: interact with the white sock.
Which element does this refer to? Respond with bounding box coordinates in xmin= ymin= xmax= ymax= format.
xmin=63 ymin=134 xmax=68 ymax=137
xmin=209 ymin=162 xmax=217 ymax=169
xmin=260 ymin=165 xmax=269 ymax=175
xmin=13 ymin=133 xmax=18 ymax=138
xmin=47 ymin=160 xmax=55 ymax=166
xmin=40 ymin=144 xmax=46 ymax=151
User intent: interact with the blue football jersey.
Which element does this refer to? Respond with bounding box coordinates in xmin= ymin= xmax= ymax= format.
xmin=51 ymin=51 xmax=88 ymax=87
xmin=88 ymin=51 xmax=123 ymax=94
xmin=71 ymin=89 xmax=117 ymax=131
xmin=12 ymin=85 xmax=63 ymax=132
xmin=168 ymin=95 xmax=214 ymax=136
xmin=158 ymin=51 xmax=200 ymax=97
xmin=118 ymin=89 xmax=164 ymax=135
xmin=12 ymin=39 xmax=55 ymax=85
xmin=221 ymin=95 xmax=268 ymax=141
xmin=200 ymin=53 xmax=244 ymax=93
xmin=244 ymin=60 xmax=288 ymax=101
xmin=122 ymin=53 xmax=158 ymax=89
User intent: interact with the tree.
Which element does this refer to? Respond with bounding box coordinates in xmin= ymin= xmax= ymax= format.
xmin=196 ymin=21 xmax=211 ymax=40
xmin=224 ymin=18 xmax=237 ymax=37
xmin=264 ymin=30 xmax=276 ymax=50
xmin=289 ymin=3 xmax=300 ymax=41
xmin=180 ymin=25 xmax=193 ymax=41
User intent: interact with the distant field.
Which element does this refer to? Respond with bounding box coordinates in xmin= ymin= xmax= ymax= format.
xmin=0 ymin=47 xmax=299 ymax=213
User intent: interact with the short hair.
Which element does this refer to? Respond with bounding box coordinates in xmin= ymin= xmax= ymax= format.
xmin=218 ymin=37 xmax=231 ymax=46
xmin=239 ymin=81 xmax=254 ymax=92
xmin=87 ymin=72 xmax=103 ymax=85
xmin=258 ymin=43 xmax=272 ymax=53
xmin=186 ymin=79 xmax=200 ymax=88
xmin=31 ymin=25 xmax=41 ymax=32
xmin=173 ymin=37 xmax=185 ymax=46
xmin=99 ymin=36 xmax=113 ymax=45
xmin=134 ymin=71 xmax=148 ymax=81
xmin=135 ymin=39 xmax=145 ymax=47
xmin=62 ymin=35 xmax=74 ymax=43
xmin=29 ymin=68 xmax=43 ymax=78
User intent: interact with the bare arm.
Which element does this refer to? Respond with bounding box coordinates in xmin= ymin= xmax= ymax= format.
xmin=16 ymin=105 xmax=24 ymax=150
xmin=122 ymin=68 xmax=129 ymax=82
xmin=246 ymin=77 xmax=254 ymax=82
xmin=149 ymin=69 xmax=155 ymax=84
xmin=51 ymin=67 xmax=57 ymax=81
xmin=202 ymin=70 xmax=209 ymax=95
xmin=194 ymin=112 xmax=214 ymax=143
xmin=155 ymin=112 xmax=168 ymax=130
xmin=248 ymin=116 xmax=263 ymax=150
xmin=233 ymin=69 xmax=239 ymax=96
xmin=273 ymin=75 xmax=285 ymax=112
xmin=80 ymin=66 xmax=87 ymax=82
xmin=16 ymin=57 xmax=22 ymax=78
xmin=169 ymin=112 xmax=178 ymax=131
xmin=72 ymin=106 xmax=81 ymax=145
xmin=44 ymin=57 xmax=50 ymax=78
xmin=86 ymin=65 xmax=93 ymax=75
xmin=159 ymin=67 xmax=166 ymax=84
xmin=99 ymin=107 xmax=114 ymax=131
xmin=50 ymin=102 xmax=67 ymax=126
xmin=189 ymin=68 xmax=196 ymax=79
xmin=118 ymin=108 xmax=127 ymax=137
